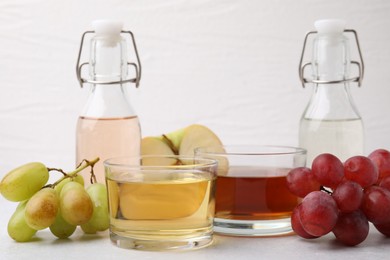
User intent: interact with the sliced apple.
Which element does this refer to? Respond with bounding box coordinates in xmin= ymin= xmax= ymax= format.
xmin=178 ymin=125 xmax=228 ymax=174
xmin=141 ymin=124 xmax=226 ymax=169
xmin=140 ymin=137 xmax=177 ymax=166
xmin=120 ymin=125 xmax=224 ymax=219
xmin=179 ymin=124 xmax=224 ymax=157
xmin=141 ymin=136 xmax=174 ymax=156
xmin=119 ymin=179 xmax=208 ymax=220
xmin=163 ymin=127 xmax=186 ymax=152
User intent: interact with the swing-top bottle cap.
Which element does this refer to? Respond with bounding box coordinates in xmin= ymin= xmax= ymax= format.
xmin=299 ymin=19 xmax=364 ymax=88
xmin=92 ymin=19 xmax=123 ymax=35
xmin=314 ymin=19 xmax=346 ymax=35
xmin=76 ymin=20 xmax=142 ymax=88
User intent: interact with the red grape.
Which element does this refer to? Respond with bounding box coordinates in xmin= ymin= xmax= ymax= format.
xmin=361 ymin=186 xmax=390 ymax=224
xmin=368 ymin=149 xmax=390 ymax=182
xmin=374 ymin=221 xmax=390 ymax=237
xmin=287 ymin=150 xmax=390 ymax=247
xmin=379 ymin=176 xmax=390 ymax=192
xmin=332 ymin=210 xmax=369 ymax=246
xmin=312 ymin=153 xmax=344 ymax=188
xmin=299 ymin=191 xmax=339 ymax=237
xmin=286 ymin=167 xmax=321 ymax=198
xmin=291 ymin=204 xmax=318 ymax=239
xmin=332 ymin=181 xmax=363 ymax=213
xmin=344 ymin=156 xmax=378 ymax=188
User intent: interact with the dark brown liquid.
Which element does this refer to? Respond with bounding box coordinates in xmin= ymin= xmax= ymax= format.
xmin=215 ymin=175 xmax=300 ymax=220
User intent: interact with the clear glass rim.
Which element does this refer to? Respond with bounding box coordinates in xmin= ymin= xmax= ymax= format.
xmin=195 ymin=145 xmax=307 ymax=156
xmin=103 ymin=155 xmax=218 ymax=170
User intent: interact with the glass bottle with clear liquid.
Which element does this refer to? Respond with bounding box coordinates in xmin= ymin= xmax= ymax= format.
xmin=298 ymin=19 xmax=365 ymax=166
xmin=75 ymin=20 xmax=142 ymax=185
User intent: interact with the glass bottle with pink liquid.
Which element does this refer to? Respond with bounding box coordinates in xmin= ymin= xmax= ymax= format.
xmin=75 ymin=20 xmax=142 ymax=185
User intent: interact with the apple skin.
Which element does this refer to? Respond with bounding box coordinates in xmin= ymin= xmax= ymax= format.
xmin=141 ymin=124 xmax=224 ymax=158
xmin=141 ymin=136 xmax=175 ymax=156
xmin=179 ymin=124 xmax=224 ymax=157
xmin=140 ymin=123 xmax=228 ymax=174
xmin=163 ymin=128 xmax=186 ymax=152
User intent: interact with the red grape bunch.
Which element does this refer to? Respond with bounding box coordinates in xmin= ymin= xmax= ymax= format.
xmin=286 ymin=148 xmax=390 ymax=246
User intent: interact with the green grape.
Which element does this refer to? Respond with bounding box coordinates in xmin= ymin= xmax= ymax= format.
xmin=74 ymin=174 xmax=84 ymax=186
xmin=8 ymin=201 xmax=37 ymax=242
xmin=54 ymin=174 xmax=84 ymax=195
xmin=49 ymin=212 xmax=76 ymax=239
xmin=60 ymin=181 xmax=93 ymax=225
xmin=81 ymin=183 xmax=109 ymax=234
xmin=0 ymin=162 xmax=49 ymax=202
xmin=25 ymin=187 xmax=59 ymax=230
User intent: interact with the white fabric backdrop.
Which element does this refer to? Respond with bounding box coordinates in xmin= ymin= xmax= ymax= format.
xmin=1 ymin=0 xmax=389 ymax=174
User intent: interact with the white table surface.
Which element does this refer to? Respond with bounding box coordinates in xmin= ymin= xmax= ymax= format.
xmin=0 ymin=194 xmax=388 ymax=260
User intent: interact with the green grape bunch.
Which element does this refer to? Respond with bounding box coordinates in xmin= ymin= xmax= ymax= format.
xmin=0 ymin=158 xmax=110 ymax=242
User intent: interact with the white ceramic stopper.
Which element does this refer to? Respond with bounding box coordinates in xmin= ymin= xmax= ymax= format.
xmin=92 ymin=19 xmax=123 ymax=35
xmin=314 ymin=19 xmax=346 ymax=34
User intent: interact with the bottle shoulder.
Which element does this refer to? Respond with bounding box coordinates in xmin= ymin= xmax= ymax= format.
xmin=80 ymin=85 xmax=137 ymax=118
xmin=301 ymin=84 xmax=361 ymax=120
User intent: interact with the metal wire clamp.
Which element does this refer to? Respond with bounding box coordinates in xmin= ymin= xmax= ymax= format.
xmin=298 ymin=29 xmax=364 ymax=88
xmin=76 ymin=30 xmax=142 ymax=88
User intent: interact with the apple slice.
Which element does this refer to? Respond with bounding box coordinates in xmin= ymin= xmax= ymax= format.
xmin=179 ymin=125 xmax=228 ymax=174
xmin=141 ymin=137 xmax=177 ymax=166
xmin=141 ymin=124 xmax=226 ymax=168
xmin=119 ymin=179 xmax=208 ymax=220
xmin=163 ymin=127 xmax=185 ymax=152
xmin=141 ymin=136 xmax=174 ymax=155
xmin=179 ymin=124 xmax=224 ymax=157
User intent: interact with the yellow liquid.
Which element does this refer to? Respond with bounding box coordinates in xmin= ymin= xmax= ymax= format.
xmin=107 ymin=174 xmax=215 ymax=239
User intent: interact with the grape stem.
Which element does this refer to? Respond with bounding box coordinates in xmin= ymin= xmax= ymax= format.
xmin=76 ymin=158 xmax=98 ymax=184
xmin=44 ymin=157 xmax=100 ymax=189
xmin=47 ymin=167 xmax=67 ymax=176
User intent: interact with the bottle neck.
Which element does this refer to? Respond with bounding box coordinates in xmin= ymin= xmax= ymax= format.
xmin=90 ymin=35 xmax=127 ymax=83
xmin=312 ymin=34 xmax=350 ymax=82
xmin=81 ymin=36 xmax=135 ymax=119
xmin=302 ymin=32 xmax=360 ymax=120
xmin=302 ymin=82 xmax=360 ymax=120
